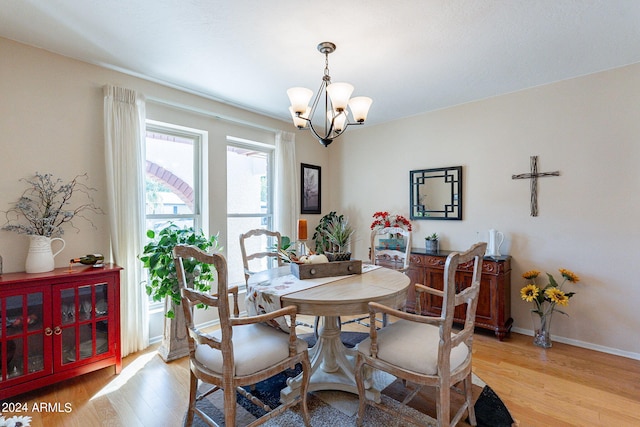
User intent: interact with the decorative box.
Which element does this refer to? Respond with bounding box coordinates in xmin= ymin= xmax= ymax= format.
xmin=291 ymin=260 xmax=362 ymax=280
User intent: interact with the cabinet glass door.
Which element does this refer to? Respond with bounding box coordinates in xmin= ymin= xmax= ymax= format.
xmin=1 ymin=290 xmax=49 ymax=382
xmin=57 ymin=282 xmax=111 ymax=368
xmin=94 ymin=283 xmax=109 ymax=357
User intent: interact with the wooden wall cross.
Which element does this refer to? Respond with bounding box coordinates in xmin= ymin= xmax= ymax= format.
xmin=512 ymin=156 xmax=560 ymax=216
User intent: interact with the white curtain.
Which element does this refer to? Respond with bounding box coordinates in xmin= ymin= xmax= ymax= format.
xmin=103 ymin=85 xmax=149 ymax=356
xmin=274 ymin=131 xmax=298 ymax=239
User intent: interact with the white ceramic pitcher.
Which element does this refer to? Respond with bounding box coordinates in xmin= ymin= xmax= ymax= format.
xmin=487 ymin=229 xmax=504 ymax=257
xmin=25 ymin=235 xmax=65 ymax=273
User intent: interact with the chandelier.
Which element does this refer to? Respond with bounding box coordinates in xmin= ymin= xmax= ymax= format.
xmin=287 ymin=42 xmax=372 ymax=147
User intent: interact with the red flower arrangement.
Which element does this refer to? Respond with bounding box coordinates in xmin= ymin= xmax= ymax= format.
xmin=370 ymin=211 xmax=412 ymax=231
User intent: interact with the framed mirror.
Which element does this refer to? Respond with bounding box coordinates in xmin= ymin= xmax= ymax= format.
xmin=410 ymin=166 xmax=463 ymax=220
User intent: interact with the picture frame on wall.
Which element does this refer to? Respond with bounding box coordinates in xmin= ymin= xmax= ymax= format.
xmin=301 ymin=163 xmax=321 ymax=214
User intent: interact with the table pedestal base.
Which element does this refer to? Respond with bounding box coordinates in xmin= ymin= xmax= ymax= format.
xmin=281 ymin=316 xmax=379 ymax=404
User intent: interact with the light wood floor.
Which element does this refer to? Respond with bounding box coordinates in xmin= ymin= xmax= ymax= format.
xmin=4 ymin=316 xmax=640 ymax=426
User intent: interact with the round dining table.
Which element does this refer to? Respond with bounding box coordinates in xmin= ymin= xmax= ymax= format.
xmin=247 ymin=265 xmax=410 ymax=403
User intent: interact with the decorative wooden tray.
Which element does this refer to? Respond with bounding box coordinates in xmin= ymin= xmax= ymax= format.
xmin=290 ymin=260 xmax=362 ymax=280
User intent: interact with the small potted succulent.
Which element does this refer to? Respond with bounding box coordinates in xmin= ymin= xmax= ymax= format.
xmin=425 ymin=233 xmax=439 ymax=253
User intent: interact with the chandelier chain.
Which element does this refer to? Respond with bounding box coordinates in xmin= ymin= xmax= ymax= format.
xmin=323 ymin=52 xmax=331 ymax=81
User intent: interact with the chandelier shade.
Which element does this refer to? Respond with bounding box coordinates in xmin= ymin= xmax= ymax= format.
xmin=326 ymin=82 xmax=353 ymax=111
xmin=289 ymin=106 xmax=310 ymax=128
xmin=330 ymin=111 xmax=347 ymax=132
xmin=287 ymin=42 xmax=372 ymax=147
xmin=348 ymin=96 xmax=373 ymax=122
xmin=287 ymin=87 xmax=314 ymax=115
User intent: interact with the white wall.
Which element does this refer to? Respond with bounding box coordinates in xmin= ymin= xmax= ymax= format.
xmin=0 ymin=37 xmax=326 ymax=267
xmin=2 ymin=36 xmax=638 ymax=358
xmin=0 ymin=37 xmax=326 ymax=342
xmin=331 ymin=64 xmax=640 ymax=357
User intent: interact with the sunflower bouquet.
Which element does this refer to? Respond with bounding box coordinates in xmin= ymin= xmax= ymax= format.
xmin=520 ymin=269 xmax=580 ymax=314
xmin=520 ymin=268 xmax=581 ymax=347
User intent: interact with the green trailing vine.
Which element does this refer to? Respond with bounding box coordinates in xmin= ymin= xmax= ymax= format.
xmin=139 ymin=223 xmax=222 ymax=318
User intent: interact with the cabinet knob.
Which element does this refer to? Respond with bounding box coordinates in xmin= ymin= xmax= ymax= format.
xmin=54 ymin=326 xmax=62 ymax=335
xmin=45 ymin=327 xmax=53 ymax=336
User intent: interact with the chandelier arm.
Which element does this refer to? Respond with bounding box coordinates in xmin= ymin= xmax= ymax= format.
xmin=305 ymin=78 xmax=338 ymax=143
xmin=307 ymin=122 xmax=331 ymax=144
xmin=307 ymin=79 xmax=327 ymax=121
xmin=307 ymin=116 xmax=336 ymax=141
xmin=341 ymin=120 xmax=365 ymax=131
xmin=330 ymin=119 xmax=364 ymax=140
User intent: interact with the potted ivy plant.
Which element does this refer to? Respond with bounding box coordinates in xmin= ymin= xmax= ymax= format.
xmin=139 ymin=223 xmax=221 ymax=361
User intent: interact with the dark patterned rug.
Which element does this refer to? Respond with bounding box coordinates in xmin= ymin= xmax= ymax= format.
xmin=191 ymin=332 xmax=515 ymax=426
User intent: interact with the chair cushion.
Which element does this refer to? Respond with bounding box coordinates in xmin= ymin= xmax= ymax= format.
xmin=195 ymin=323 xmax=308 ymax=377
xmin=356 ymin=319 xmax=469 ymax=375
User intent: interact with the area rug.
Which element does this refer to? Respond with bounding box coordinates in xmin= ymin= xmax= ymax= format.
xmin=191 ymin=333 xmax=515 ymax=426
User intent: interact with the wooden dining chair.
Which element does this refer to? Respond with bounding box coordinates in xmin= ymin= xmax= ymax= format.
xmin=173 ymin=245 xmax=311 ymax=427
xmin=342 ymin=226 xmax=412 ymax=329
xmin=370 ymin=226 xmax=412 ymax=272
xmin=239 ymin=228 xmax=284 ymax=285
xmin=241 ymin=228 xmax=317 ymax=333
xmin=355 ymin=242 xmax=487 ymax=427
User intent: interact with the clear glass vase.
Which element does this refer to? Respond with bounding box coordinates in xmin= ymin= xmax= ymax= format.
xmin=531 ymin=311 xmax=553 ymax=348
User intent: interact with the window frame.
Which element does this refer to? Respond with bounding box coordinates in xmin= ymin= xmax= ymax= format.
xmin=226 ymin=137 xmax=275 ymax=228
xmin=144 ymin=120 xmax=207 ymax=310
xmin=226 ymin=137 xmax=276 ymax=287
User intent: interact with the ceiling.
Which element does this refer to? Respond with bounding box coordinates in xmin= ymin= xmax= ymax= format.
xmin=2 ymin=1 xmax=640 ymax=126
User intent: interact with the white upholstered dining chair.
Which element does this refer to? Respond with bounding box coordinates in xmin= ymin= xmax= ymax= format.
xmin=173 ymin=245 xmax=311 ymax=427
xmin=370 ymin=226 xmax=412 ymax=272
xmin=355 ymin=242 xmax=487 ymax=427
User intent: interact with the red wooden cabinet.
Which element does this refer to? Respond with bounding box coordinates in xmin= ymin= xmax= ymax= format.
xmin=0 ymin=265 xmax=122 ymax=400
xmin=405 ymin=250 xmax=512 ymax=340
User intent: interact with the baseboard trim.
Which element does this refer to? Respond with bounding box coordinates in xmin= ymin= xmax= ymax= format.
xmin=511 ymin=327 xmax=640 ymax=361
xmin=149 ymin=322 xmax=640 ymax=361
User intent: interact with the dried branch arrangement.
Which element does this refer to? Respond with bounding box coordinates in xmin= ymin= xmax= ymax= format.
xmin=2 ymin=172 xmax=103 ymax=237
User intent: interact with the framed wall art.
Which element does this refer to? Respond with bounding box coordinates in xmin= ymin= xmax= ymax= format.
xmin=301 ymin=163 xmax=321 ymax=214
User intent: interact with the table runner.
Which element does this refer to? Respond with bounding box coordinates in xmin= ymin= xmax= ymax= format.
xmin=246 ymin=263 xmax=380 ymax=331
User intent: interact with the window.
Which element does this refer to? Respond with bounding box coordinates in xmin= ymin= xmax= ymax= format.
xmin=226 ymin=138 xmax=274 ymax=286
xmin=144 ymin=122 xmax=205 ymax=236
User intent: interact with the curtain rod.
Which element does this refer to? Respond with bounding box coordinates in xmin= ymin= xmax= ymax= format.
xmin=146 ymin=96 xmax=283 ymax=134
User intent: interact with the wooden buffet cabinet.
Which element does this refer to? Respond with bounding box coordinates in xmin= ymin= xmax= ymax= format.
xmin=405 ymin=249 xmax=512 ymax=340
xmin=0 ymin=264 xmax=122 ymax=400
